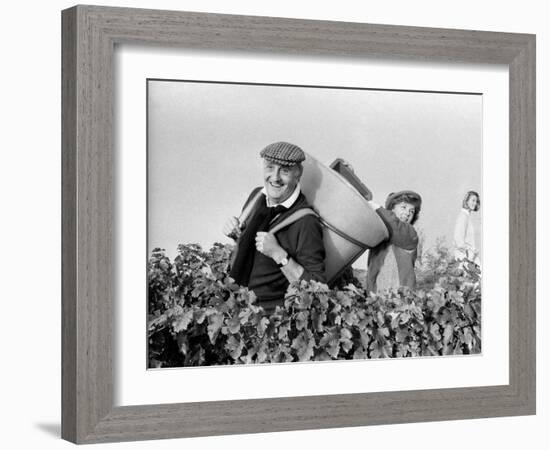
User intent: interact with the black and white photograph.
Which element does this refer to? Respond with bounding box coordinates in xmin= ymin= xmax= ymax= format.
xmin=1 ymin=0 xmax=544 ymax=446
xmin=147 ymin=79 xmax=482 ymax=367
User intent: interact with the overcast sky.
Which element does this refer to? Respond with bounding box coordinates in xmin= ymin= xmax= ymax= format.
xmin=147 ymin=80 xmax=481 ymax=266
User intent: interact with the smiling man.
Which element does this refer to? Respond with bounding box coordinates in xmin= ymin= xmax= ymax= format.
xmin=223 ymin=141 xmax=326 ymax=312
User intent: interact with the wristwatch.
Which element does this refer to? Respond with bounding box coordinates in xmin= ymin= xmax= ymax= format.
xmin=277 ymin=254 xmax=289 ymax=267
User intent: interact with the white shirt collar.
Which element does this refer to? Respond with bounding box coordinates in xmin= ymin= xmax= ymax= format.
xmin=261 ymin=183 xmax=301 ymax=209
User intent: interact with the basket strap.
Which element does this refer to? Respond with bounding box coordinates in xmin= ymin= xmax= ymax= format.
xmin=269 ymin=208 xmax=371 ymax=250
xmin=318 ymin=217 xmax=371 ymax=250
xmin=268 ymin=208 xmax=318 ymax=234
xmin=237 ymin=189 xmax=264 ymax=228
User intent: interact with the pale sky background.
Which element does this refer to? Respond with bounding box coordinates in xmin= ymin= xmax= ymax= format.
xmin=147 ymin=80 xmax=482 ymax=267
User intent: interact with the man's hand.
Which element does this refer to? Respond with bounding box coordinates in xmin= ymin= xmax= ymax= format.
xmin=256 ymin=231 xmax=304 ymax=281
xmin=255 ymin=232 xmax=286 ymax=262
xmin=223 ymin=216 xmax=241 ymax=240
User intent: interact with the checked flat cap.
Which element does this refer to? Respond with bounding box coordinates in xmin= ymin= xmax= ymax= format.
xmin=260 ymin=141 xmax=306 ymax=166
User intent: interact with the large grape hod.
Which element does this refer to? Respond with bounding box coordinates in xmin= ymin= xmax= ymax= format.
xmin=300 ymin=152 xmax=388 ymax=283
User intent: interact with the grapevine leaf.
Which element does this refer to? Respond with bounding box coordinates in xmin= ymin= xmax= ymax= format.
xmin=319 ymin=328 xmax=340 ymax=358
xmin=238 ymin=307 xmax=253 ymax=323
xmin=194 ymin=308 xmax=207 ymax=325
xmin=291 ymin=330 xmax=315 ymax=362
xmin=226 ymin=335 xmax=245 ymax=360
xmin=462 ymin=327 xmax=474 ymax=349
xmin=359 ymin=329 xmax=371 ymax=349
xmin=311 ymin=308 xmax=326 ymax=332
xmin=295 ymin=311 xmax=309 ymax=331
xmin=395 ymin=328 xmax=409 ymax=343
xmin=226 ymin=314 xmax=242 ymax=335
xmin=443 ymin=343 xmax=454 ymax=355
xmin=240 ymin=346 xmax=258 ymax=364
xmin=314 ymin=351 xmax=334 ymax=361
xmin=207 ymin=312 xmax=224 ymax=343
xmin=336 ymin=291 xmax=353 ymax=308
xmin=430 ymin=323 xmax=441 ymax=340
xmin=317 ymin=292 xmax=330 ymax=309
xmin=399 ymin=312 xmax=411 ymax=325
xmin=353 ymin=347 xmax=368 ymax=359
xmin=172 ymin=308 xmax=194 ymax=333
xmin=443 ymin=324 xmax=454 ymax=345
xmin=278 ymin=319 xmax=292 ymax=341
xmin=176 ymin=332 xmax=188 ymax=355
xmin=378 ymin=327 xmax=390 ymax=338
xmin=342 ymin=310 xmax=358 ymax=327
xmin=340 ymin=328 xmax=353 ymax=353
xmin=256 ymin=317 xmax=269 ymax=337
xmin=297 ymin=292 xmax=313 ymax=310
xmin=273 ymin=343 xmax=293 ymax=363
xmin=256 ymin=340 xmax=268 ymax=363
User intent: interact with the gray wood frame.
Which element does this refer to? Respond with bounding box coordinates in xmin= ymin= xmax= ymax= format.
xmin=62 ymin=5 xmax=536 ymax=444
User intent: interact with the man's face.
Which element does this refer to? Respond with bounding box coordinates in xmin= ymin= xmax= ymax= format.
xmin=263 ymin=160 xmax=301 ymax=204
xmin=392 ymin=201 xmax=416 ymax=224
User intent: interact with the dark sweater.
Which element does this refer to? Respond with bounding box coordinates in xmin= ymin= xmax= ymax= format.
xmin=366 ymin=207 xmax=418 ymax=293
xmin=239 ymin=187 xmax=326 ymax=303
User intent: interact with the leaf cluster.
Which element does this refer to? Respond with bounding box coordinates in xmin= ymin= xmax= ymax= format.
xmin=148 ymin=243 xmax=481 ymax=367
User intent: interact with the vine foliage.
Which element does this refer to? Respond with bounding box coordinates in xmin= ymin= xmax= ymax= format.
xmin=148 ymin=242 xmax=481 ymax=367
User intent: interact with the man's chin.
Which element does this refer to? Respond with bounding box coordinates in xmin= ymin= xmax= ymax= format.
xmin=266 ymin=188 xmax=286 ymax=202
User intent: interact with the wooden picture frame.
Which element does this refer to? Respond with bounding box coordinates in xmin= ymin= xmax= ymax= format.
xmin=61 ymin=5 xmax=536 ymax=444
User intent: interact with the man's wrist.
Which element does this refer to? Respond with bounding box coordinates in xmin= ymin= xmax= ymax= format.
xmin=273 ymin=251 xmax=289 ymax=266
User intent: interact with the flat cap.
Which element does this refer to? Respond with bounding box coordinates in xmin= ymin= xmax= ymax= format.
xmin=260 ymin=141 xmax=306 ymax=166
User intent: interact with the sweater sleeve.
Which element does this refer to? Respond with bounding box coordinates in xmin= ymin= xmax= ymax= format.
xmin=292 ymin=215 xmax=326 ymax=283
xmin=376 ymin=208 xmax=418 ymax=251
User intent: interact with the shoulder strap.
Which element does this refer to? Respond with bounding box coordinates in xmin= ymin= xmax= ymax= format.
xmin=268 ymin=208 xmax=318 ymax=234
xmin=238 ymin=189 xmax=264 ymax=228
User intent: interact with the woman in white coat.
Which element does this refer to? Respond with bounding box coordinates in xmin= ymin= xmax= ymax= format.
xmin=454 ymin=190 xmax=481 ymax=265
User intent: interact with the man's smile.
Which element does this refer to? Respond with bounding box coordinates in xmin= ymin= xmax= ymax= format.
xmin=262 ymin=159 xmax=302 ymax=205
